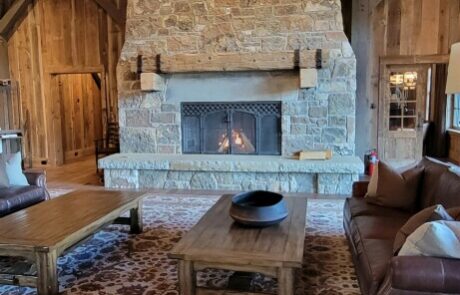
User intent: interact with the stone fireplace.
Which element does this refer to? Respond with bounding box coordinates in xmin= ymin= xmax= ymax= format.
xmin=100 ymin=0 xmax=363 ymax=194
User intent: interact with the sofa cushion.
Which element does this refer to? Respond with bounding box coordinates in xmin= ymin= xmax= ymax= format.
xmin=352 ymin=215 xmax=409 ymax=241
xmin=358 ymin=239 xmax=394 ymax=295
xmin=415 ymin=158 xmax=451 ymax=209
xmin=366 ymin=161 xmax=424 ymax=211
xmin=0 ymin=186 xmax=46 ymax=217
xmin=393 ymin=205 xmax=454 ymax=255
xmin=432 ymin=171 xmax=460 ymax=209
xmin=344 ymin=197 xmax=410 ymax=224
xmin=5 ymin=152 xmax=29 ymax=186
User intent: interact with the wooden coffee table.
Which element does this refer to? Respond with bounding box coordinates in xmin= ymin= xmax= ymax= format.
xmin=169 ymin=194 xmax=308 ymax=295
xmin=0 ymin=190 xmax=145 ymax=295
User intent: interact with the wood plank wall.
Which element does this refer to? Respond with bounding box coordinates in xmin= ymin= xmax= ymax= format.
xmin=58 ymin=74 xmax=103 ymax=163
xmin=352 ymin=0 xmax=460 ymax=159
xmin=373 ymin=0 xmax=460 ymax=162
xmin=449 ymin=131 xmax=460 ymax=164
xmin=376 ymin=0 xmax=460 ymax=56
xmin=6 ymin=0 xmax=125 ymax=166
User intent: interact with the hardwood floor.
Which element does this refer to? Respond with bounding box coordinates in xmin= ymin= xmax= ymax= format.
xmin=45 ymin=155 xmax=103 ymax=190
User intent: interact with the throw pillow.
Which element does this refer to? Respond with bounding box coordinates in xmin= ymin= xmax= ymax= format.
xmin=5 ymin=152 xmax=29 ymax=186
xmin=399 ymin=220 xmax=460 ymax=259
xmin=0 ymin=159 xmax=9 ymax=188
xmin=393 ymin=204 xmax=454 ymax=254
xmin=366 ymin=161 xmax=424 ymax=211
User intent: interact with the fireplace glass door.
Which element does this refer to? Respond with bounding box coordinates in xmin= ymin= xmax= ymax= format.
xmin=182 ymin=102 xmax=281 ymax=155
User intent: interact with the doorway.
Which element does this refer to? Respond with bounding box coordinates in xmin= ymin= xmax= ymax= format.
xmin=56 ymin=73 xmax=103 ymax=164
xmin=378 ymin=56 xmax=450 ymax=167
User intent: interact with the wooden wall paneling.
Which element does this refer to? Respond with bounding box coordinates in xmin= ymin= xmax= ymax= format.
xmin=108 ymin=10 xmax=121 ymax=123
xmin=84 ymin=75 xmax=94 ymax=149
xmin=50 ymin=74 xmax=63 ymax=165
xmin=449 ymin=0 xmax=460 ymax=45
xmin=399 ymin=0 xmax=418 ymax=55
xmin=6 ymin=0 xmax=126 ymax=166
xmin=74 ymin=74 xmax=83 ymax=152
xmin=74 ymin=0 xmax=85 ymax=66
xmin=438 ymin=0 xmax=451 ymax=54
xmin=59 ymin=74 xmax=102 ymax=163
xmin=93 ymin=75 xmax=103 ymax=142
xmin=98 ymin=7 xmax=109 ymax=138
xmin=449 ymin=132 xmax=460 ymax=164
xmin=417 ymin=0 xmax=441 ymax=55
xmin=371 ymin=1 xmax=387 ymax=150
xmin=62 ymin=0 xmax=73 ymax=66
xmin=85 ymin=0 xmax=101 ymax=66
xmin=386 ymin=0 xmax=401 ymax=56
xmin=30 ymin=2 xmax=47 ymax=160
xmin=0 ymin=86 xmax=11 ymax=130
xmin=59 ymin=75 xmax=70 ymax=155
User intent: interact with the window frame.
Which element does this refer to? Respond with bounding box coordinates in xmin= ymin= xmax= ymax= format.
xmin=452 ymin=94 xmax=460 ymax=130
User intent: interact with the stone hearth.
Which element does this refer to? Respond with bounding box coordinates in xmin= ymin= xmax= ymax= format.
xmin=102 ymin=0 xmax=362 ymax=194
xmin=100 ymin=154 xmax=362 ymax=194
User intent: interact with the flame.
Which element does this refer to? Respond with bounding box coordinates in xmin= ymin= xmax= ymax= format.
xmin=218 ymin=129 xmax=252 ymax=152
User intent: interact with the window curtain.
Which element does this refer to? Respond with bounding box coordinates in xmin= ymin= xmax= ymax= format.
xmin=426 ymin=64 xmax=449 ymax=158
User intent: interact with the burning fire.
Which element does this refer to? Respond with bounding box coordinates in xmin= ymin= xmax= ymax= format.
xmin=218 ymin=129 xmax=255 ymax=153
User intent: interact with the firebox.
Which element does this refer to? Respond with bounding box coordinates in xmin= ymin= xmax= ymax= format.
xmin=181 ymin=102 xmax=281 ymax=155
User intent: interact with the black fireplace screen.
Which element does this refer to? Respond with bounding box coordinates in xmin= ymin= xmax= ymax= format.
xmin=181 ymin=102 xmax=281 ymax=155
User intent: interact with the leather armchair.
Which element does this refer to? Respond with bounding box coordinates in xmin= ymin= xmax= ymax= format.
xmin=0 ymin=169 xmax=50 ymax=217
xmin=24 ymin=170 xmax=50 ymax=200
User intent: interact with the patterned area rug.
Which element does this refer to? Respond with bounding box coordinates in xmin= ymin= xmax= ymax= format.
xmin=0 ymin=191 xmax=360 ymax=295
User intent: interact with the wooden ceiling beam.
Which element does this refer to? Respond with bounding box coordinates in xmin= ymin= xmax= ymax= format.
xmin=0 ymin=0 xmax=32 ymax=40
xmin=91 ymin=0 xmax=125 ymax=26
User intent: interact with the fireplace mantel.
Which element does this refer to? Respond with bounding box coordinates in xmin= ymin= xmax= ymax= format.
xmin=132 ymin=50 xmax=328 ymax=74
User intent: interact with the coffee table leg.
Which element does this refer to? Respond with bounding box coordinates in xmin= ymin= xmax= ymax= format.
xmin=178 ymin=260 xmax=195 ymax=295
xmin=278 ymin=267 xmax=294 ymax=295
xmin=36 ymin=250 xmax=58 ymax=295
xmin=130 ymin=200 xmax=143 ymax=234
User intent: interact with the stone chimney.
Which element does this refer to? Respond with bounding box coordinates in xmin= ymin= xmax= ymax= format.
xmin=116 ymin=0 xmax=357 ymax=156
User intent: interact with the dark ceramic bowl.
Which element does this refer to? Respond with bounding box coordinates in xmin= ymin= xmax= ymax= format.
xmin=230 ymin=191 xmax=289 ymax=227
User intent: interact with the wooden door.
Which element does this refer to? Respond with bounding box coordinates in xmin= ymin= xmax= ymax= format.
xmin=57 ymin=73 xmax=103 ymax=163
xmin=378 ymin=64 xmax=430 ymax=167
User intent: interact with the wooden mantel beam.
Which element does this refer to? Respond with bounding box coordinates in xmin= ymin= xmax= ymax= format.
xmin=0 ymin=0 xmax=32 ymax=40
xmin=91 ymin=0 xmax=125 ymax=26
xmin=132 ymin=50 xmax=329 ymax=74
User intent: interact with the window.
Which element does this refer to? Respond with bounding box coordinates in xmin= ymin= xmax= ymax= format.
xmin=388 ymin=71 xmax=418 ymax=131
xmin=453 ymin=94 xmax=460 ymax=129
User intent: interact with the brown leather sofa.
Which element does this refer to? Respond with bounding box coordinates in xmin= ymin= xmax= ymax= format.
xmin=344 ymin=158 xmax=460 ymax=295
xmin=0 ymin=170 xmax=50 ymax=217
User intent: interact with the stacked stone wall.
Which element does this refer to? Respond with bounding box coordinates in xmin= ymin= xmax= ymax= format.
xmin=117 ymin=0 xmax=356 ymax=156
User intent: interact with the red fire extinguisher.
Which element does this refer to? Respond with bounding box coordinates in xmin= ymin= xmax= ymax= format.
xmin=368 ymin=150 xmax=379 ymax=177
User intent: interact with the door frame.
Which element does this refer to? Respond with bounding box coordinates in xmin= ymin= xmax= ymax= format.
xmin=49 ymin=66 xmax=107 ymax=166
xmin=378 ymin=55 xmax=449 ymax=164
